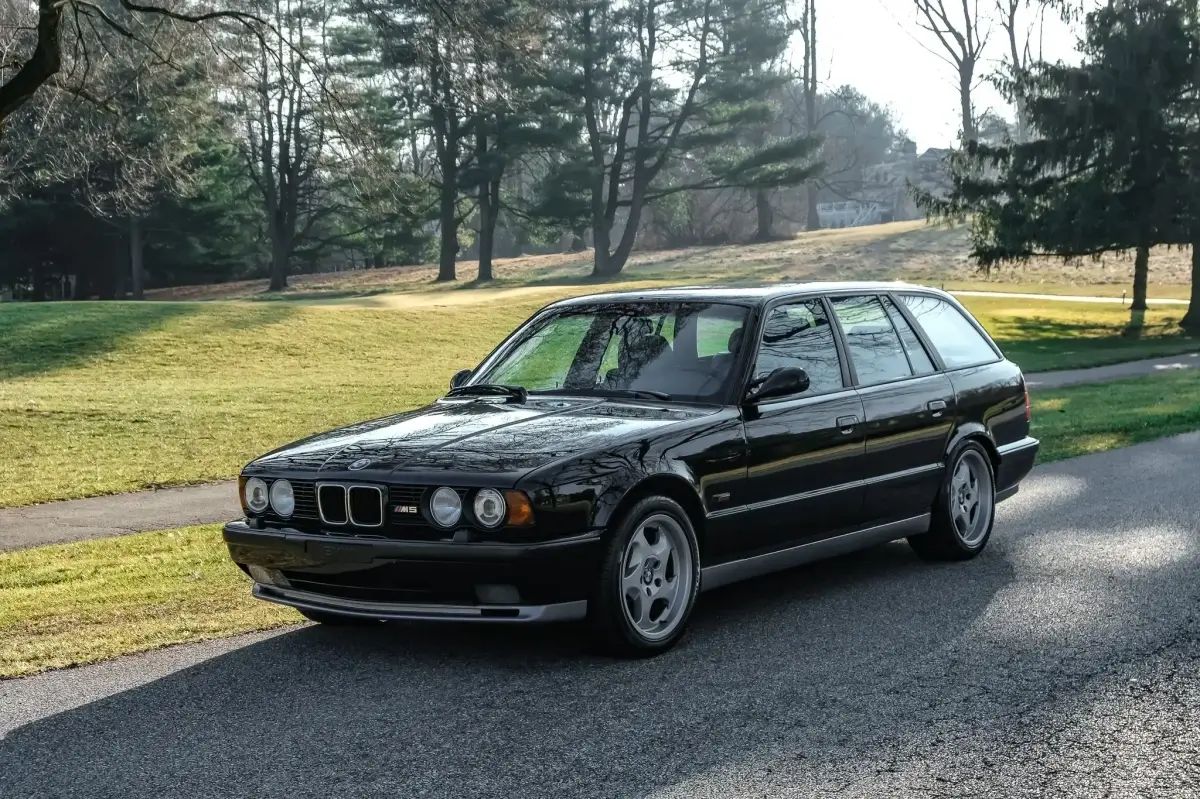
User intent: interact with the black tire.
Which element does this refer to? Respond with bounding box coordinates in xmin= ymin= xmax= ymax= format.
xmin=297 ymin=608 xmax=380 ymax=626
xmin=589 ymin=496 xmax=701 ymax=657
xmin=908 ymin=440 xmax=997 ymax=561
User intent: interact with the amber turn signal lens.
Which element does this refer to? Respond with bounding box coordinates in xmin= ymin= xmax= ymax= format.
xmin=504 ymin=490 xmax=535 ymax=527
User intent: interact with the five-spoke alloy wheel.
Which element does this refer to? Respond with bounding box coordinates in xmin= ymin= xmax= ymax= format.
xmin=909 ymin=440 xmax=997 ymax=561
xmin=592 ymin=496 xmax=700 ymax=656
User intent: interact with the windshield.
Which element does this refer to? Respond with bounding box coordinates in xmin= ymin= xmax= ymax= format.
xmin=472 ymin=302 xmax=751 ymax=402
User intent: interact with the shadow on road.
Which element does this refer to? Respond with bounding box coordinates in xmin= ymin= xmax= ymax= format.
xmin=0 ymin=544 xmax=1012 ymax=797
xmin=4 ymin=436 xmax=1199 ymax=797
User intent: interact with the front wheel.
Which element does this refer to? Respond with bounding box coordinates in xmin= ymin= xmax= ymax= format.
xmin=589 ymin=496 xmax=701 ymax=657
xmin=909 ymin=441 xmax=996 ymax=561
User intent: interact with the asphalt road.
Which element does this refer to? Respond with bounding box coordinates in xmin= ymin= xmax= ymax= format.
xmin=2 ymin=433 xmax=1199 ymax=798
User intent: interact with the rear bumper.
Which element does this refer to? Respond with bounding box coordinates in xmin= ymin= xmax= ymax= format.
xmin=224 ymin=520 xmax=602 ymax=620
xmin=996 ymin=436 xmax=1039 ymax=500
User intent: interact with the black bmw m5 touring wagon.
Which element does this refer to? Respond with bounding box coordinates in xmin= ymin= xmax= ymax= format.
xmin=225 ymin=282 xmax=1038 ymax=655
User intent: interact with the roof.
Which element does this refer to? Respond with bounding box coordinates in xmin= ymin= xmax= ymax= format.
xmin=550 ymin=281 xmax=946 ymax=308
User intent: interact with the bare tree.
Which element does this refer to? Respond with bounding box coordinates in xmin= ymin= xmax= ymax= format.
xmin=227 ymin=0 xmax=341 ymax=292
xmin=0 ymin=1 xmax=264 ymax=128
xmin=911 ymin=0 xmax=990 ymax=145
xmin=796 ymin=0 xmax=822 ymax=230
xmin=995 ymin=0 xmax=1054 ymax=142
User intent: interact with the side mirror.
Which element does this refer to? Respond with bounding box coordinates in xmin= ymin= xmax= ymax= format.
xmin=449 ymin=369 xmax=473 ymax=390
xmin=746 ymin=366 xmax=810 ymax=403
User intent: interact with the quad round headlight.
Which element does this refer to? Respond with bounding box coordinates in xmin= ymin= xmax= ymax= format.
xmin=473 ymin=488 xmax=507 ymax=528
xmin=429 ymin=486 xmax=463 ymax=528
xmin=244 ymin=477 xmax=269 ymax=513
xmin=269 ymin=479 xmax=295 ymax=518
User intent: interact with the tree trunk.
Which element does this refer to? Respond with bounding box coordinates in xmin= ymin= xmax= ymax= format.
xmin=475 ymin=124 xmax=500 ymax=283
xmin=960 ymin=67 xmax=976 ymax=144
xmin=755 ymin=189 xmax=774 ymax=241
xmin=0 ymin=1 xmax=62 ymax=125
xmin=1182 ymin=243 xmax=1200 ymax=333
xmin=592 ymin=221 xmax=613 ymax=278
xmin=105 ymin=235 xmax=123 ymax=300
xmin=603 ymin=192 xmax=647 ymax=277
xmin=590 ymin=165 xmax=614 ymax=277
xmin=802 ymin=0 xmax=819 ymax=233
xmin=1131 ymin=244 xmax=1150 ymax=311
xmin=268 ymin=218 xmax=289 ymax=292
xmin=437 ymin=176 xmax=458 ymax=282
xmin=477 ymin=180 xmax=498 ymax=283
xmin=129 ymin=216 xmax=144 ymax=300
xmin=1124 ymin=243 xmax=1150 ymax=336
xmin=806 ymin=183 xmax=820 ymax=231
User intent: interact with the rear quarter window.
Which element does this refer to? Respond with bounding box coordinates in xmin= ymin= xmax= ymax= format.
xmin=900 ymin=294 xmax=999 ymax=369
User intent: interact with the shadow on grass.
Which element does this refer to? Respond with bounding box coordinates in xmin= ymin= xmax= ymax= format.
xmin=0 ymin=301 xmax=298 ymax=380
xmin=992 ymin=314 xmax=1198 ymax=372
xmin=0 ymin=303 xmax=201 ymax=381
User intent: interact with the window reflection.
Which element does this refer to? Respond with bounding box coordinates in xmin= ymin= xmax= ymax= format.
xmin=900 ymin=294 xmax=998 ymax=369
xmin=479 ymin=302 xmax=750 ymax=402
xmin=753 ymin=300 xmax=844 ymax=394
xmin=830 ymin=296 xmax=913 ymax=386
xmin=881 ymin=296 xmax=936 ymax=375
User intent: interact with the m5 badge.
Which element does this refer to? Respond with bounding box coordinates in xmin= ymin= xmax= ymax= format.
xmin=393 ymin=504 xmax=420 ymax=515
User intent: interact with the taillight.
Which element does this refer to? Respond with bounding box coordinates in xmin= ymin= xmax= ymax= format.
xmin=1023 ymin=384 xmax=1031 ymax=422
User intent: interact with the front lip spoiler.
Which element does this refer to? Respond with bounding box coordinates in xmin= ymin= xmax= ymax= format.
xmin=254 ymin=583 xmax=588 ymax=624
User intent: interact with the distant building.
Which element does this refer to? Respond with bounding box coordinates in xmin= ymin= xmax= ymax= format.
xmin=817 ymin=147 xmax=953 ymax=229
xmin=816 ymin=201 xmax=888 ymax=229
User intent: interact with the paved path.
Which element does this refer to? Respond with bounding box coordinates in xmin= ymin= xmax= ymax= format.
xmin=0 ymin=481 xmax=238 ymax=552
xmin=2 ymin=348 xmax=1199 ymax=553
xmin=1026 ymin=350 xmax=1200 ymax=389
xmin=952 ymin=288 xmax=1189 ymax=305
xmin=3 ymin=432 xmax=1199 ymax=798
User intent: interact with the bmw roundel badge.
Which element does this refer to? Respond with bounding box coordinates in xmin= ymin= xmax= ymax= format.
xmin=348 ymin=458 xmax=372 ymax=471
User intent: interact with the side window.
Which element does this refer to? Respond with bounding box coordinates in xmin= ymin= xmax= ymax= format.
xmin=830 ymin=295 xmax=914 ymax=386
xmin=881 ymin=296 xmax=935 ymax=375
xmin=900 ymin=294 xmax=998 ymax=369
xmin=752 ymin=300 xmax=844 ymax=395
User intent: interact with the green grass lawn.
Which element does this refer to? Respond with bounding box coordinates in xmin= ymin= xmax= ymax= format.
xmin=0 ymin=524 xmax=294 ymax=678
xmin=4 ymin=368 xmax=1198 ymax=679
xmin=1031 ymin=369 xmax=1200 ymax=460
xmin=0 ymin=290 xmax=1196 ymax=508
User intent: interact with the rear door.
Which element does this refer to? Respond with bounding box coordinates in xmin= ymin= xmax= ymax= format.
xmin=828 ymin=294 xmax=956 ymax=525
xmin=737 ymin=298 xmax=867 ymax=555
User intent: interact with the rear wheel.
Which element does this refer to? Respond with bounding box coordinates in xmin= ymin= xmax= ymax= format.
xmin=589 ymin=496 xmax=700 ymax=657
xmin=909 ymin=441 xmax=996 ymax=561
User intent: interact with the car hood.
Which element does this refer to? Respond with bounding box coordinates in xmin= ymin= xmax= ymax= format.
xmin=247 ymin=396 xmax=718 ymax=484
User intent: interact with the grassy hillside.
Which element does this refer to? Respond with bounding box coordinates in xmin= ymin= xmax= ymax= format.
xmin=1 ymin=287 xmax=1196 ymax=508
xmin=146 ymin=221 xmax=1196 ymax=303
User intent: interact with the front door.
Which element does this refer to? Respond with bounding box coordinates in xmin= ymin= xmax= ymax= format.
xmin=737 ymin=298 xmax=867 ymax=556
xmin=828 ymin=294 xmax=956 ymax=524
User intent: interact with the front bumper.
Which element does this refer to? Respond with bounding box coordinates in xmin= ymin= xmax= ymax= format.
xmin=253 ymin=583 xmax=587 ymax=623
xmin=224 ymin=521 xmax=602 ymax=622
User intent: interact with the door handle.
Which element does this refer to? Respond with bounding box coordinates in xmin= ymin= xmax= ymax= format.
xmin=836 ymin=415 xmax=859 ymax=435
xmin=927 ymin=400 xmax=947 ymax=418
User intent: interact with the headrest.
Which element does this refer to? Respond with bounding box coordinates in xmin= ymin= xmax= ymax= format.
xmin=727 ymin=326 xmax=744 ymax=354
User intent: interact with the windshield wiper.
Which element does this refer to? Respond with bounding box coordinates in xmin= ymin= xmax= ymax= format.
xmin=595 ymin=388 xmax=672 ymax=401
xmin=447 ymin=383 xmax=528 ymax=402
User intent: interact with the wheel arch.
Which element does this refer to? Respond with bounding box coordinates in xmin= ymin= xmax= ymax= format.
xmin=946 ymin=423 xmax=1000 ymax=472
xmin=601 ymin=474 xmax=708 ymax=555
